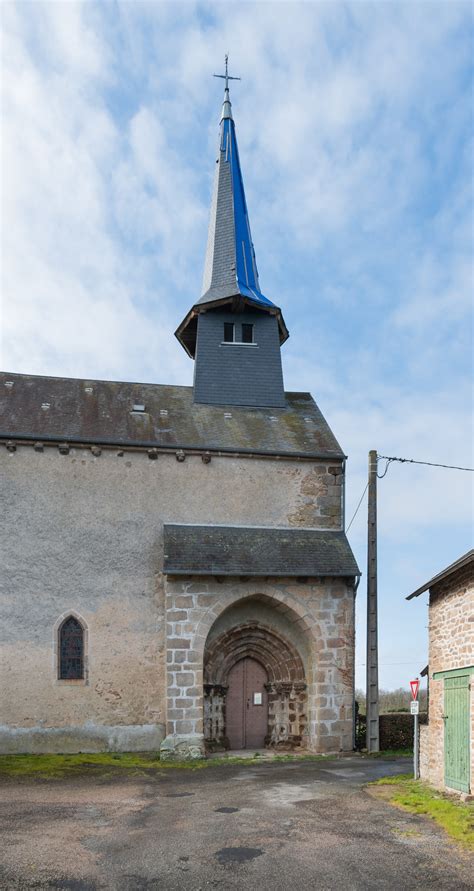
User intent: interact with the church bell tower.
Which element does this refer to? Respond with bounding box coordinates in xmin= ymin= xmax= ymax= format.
xmin=175 ymin=63 xmax=289 ymax=408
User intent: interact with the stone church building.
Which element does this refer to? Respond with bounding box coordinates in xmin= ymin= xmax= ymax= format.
xmin=1 ymin=81 xmax=359 ymax=760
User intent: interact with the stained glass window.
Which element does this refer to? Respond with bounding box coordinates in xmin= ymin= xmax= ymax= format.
xmin=59 ymin=617 xmax=84 ymax=679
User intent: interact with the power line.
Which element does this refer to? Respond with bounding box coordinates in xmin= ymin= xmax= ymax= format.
xmin=347 ymin=452 xmax=472 ymax=531
xmin=377 ymin=455 xmax=474 ymax=472
xmin=356 ymin=661 xmax=424 ymax=666
xmin=346 ymin=481 xmax=369 ymax=532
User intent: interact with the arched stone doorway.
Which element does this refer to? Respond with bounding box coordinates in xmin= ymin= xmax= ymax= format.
xmin=204 ymin=619 xmax=307 ymax=751
xmin=161 ymin=579 xmax=356 ymax=762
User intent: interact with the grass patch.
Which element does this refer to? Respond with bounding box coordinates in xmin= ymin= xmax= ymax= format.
xmin=371 ymin=772 xmax=414 ymax=784
xmin=0 ymin=752 xmax=162 ymax=778
xmin=0 ymin=750 xmax=336 ymax=779
xmin=368 ymin=775 xmax=474 ymax=850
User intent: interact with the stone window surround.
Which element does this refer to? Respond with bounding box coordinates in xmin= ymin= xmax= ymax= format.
xmin=52 ymin=610 xmax=89 ymax=686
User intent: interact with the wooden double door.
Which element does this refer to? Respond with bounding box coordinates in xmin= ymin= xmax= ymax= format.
xmin=444 ymin=674 xmax=470 ymax=793
xmin=226 ymin=658 xmax=268 ymax=749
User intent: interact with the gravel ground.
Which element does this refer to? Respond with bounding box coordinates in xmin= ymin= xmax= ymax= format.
xmin=0 ymin=755 xmax=472 ymax=890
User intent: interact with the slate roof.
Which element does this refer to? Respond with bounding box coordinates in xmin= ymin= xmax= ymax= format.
xmin=199 ymin=96 xmax=274 ymax=309
xmin=0 ymin=372 xmax=345 ymax=457
xmin=175 ymin=87 xmax=288 ymax=358
xmin=163 ymin=525 xmax=360 ymax=577
xmin=406 ymin=549 xmax=474 ymax=600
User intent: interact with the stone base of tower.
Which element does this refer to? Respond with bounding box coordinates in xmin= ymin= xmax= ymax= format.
xmin=160 ymin=733 xmax=206 ymax=762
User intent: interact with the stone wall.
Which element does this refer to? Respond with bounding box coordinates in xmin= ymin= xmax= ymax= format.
xmin=1 ymin=443 xmax=349 ymax=754
xmin=419 ymin=724 xmax=429 ymax=780
xmin=203 ymin=685 xmax=228 ymax=749
xmin=424 ymin=563 xmax=474 ymax=792
xmin=429 ymin=565 xmax=474 ymax=672
xmin=267 ymin=682 xmax=307 ymax=748
xmin=162 ymin=577 xmax=355 ymax=758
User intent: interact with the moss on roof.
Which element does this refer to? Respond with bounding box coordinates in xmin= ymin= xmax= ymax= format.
xmin=0 ymin=372 xmax=344 ymax=457
xmin=164 ymin=525 xmax=359 ymax=577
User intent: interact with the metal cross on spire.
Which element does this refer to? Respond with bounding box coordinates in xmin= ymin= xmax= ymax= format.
xmin=213 ymin=54 xmax=241 ymax=92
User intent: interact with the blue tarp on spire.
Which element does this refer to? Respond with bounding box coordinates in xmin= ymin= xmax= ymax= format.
xmin=218 ymin=115 xmax=275 ymax=307
xmin=198 ymin=88 xmax=277 ymax=309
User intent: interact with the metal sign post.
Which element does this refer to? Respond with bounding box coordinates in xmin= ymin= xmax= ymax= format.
xmin=410 ymin=678 xmax=420 ymax=779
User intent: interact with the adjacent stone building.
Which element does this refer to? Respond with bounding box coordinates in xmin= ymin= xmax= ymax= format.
xmin=407 ymin=550 xmax=474 ymax=794
xmin=1 ymin=78 xmax=359 ymax=760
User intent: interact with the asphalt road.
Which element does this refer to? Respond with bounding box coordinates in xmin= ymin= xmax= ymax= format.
xmin=0 ymin=755 xmax=472 ymax=890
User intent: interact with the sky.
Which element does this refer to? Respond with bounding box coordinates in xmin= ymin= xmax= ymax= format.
xmin=2 ymin=1 xmax=473 ymax=691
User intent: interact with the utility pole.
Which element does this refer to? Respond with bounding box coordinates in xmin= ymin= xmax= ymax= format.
xmin=366 ymin=449 xmax=379 ymax=752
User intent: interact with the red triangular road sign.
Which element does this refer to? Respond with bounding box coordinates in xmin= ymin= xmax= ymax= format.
xmin=410 ymin=679 xmax=419 ymax=700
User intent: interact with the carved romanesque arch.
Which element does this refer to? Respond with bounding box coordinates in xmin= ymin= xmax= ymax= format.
xmin=191 ymin=590 xmax=317 ymax=662
xmin=204 ymin=622 xmax=306 ymax=685
xmin=204 ymin=618 xmax=308 ymax=751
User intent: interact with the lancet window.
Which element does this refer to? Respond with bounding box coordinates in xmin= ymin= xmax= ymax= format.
xmin=59 ymin=616 xmax=84 ymax=680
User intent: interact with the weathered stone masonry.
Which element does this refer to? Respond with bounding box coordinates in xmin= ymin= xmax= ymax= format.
xmin=0 ymin=442 xmax=357 ymax=756
xmin=409 ymin=554 xmax=473 ymax=794
xmin=422 ymin=563 xmax=474 ymax=791
xmin=161 ymin=576 xmax=356 ymax=759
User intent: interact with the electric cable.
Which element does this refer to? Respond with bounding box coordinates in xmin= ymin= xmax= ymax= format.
xmin=346 ymin=482 xmax=369 ymax=532
xmin=377 ymin=455 xmax=473 ymax=472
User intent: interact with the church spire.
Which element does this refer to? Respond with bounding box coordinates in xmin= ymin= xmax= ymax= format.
xmin=214 ymin=54 xmax=237 ymax=121
xmin=199 ymin=58 xmax=281 ymax=317
xmin=220 ymin=85 xmax=233 ymax=121
xmin=175 ymin=62 xmax=288 ymax=360
xmin=175 ymin=63 xmax=287 ymax=408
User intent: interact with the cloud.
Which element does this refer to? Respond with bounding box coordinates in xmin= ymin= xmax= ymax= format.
xmin=1 ymin=1 xmax=202 ymax=383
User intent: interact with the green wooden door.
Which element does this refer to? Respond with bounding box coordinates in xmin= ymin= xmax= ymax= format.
xmin=444 ymin=675 xmax=470 ymax=793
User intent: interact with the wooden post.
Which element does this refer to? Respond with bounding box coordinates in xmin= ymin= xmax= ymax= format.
xmin=366 ymin=450 xmax=379 ymax=752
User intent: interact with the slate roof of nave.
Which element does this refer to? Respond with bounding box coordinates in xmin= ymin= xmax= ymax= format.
xmin=0 ymin=372 xmax=344 ymax=458
xmin=164 ymin=525 xmax=359 ymax=577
